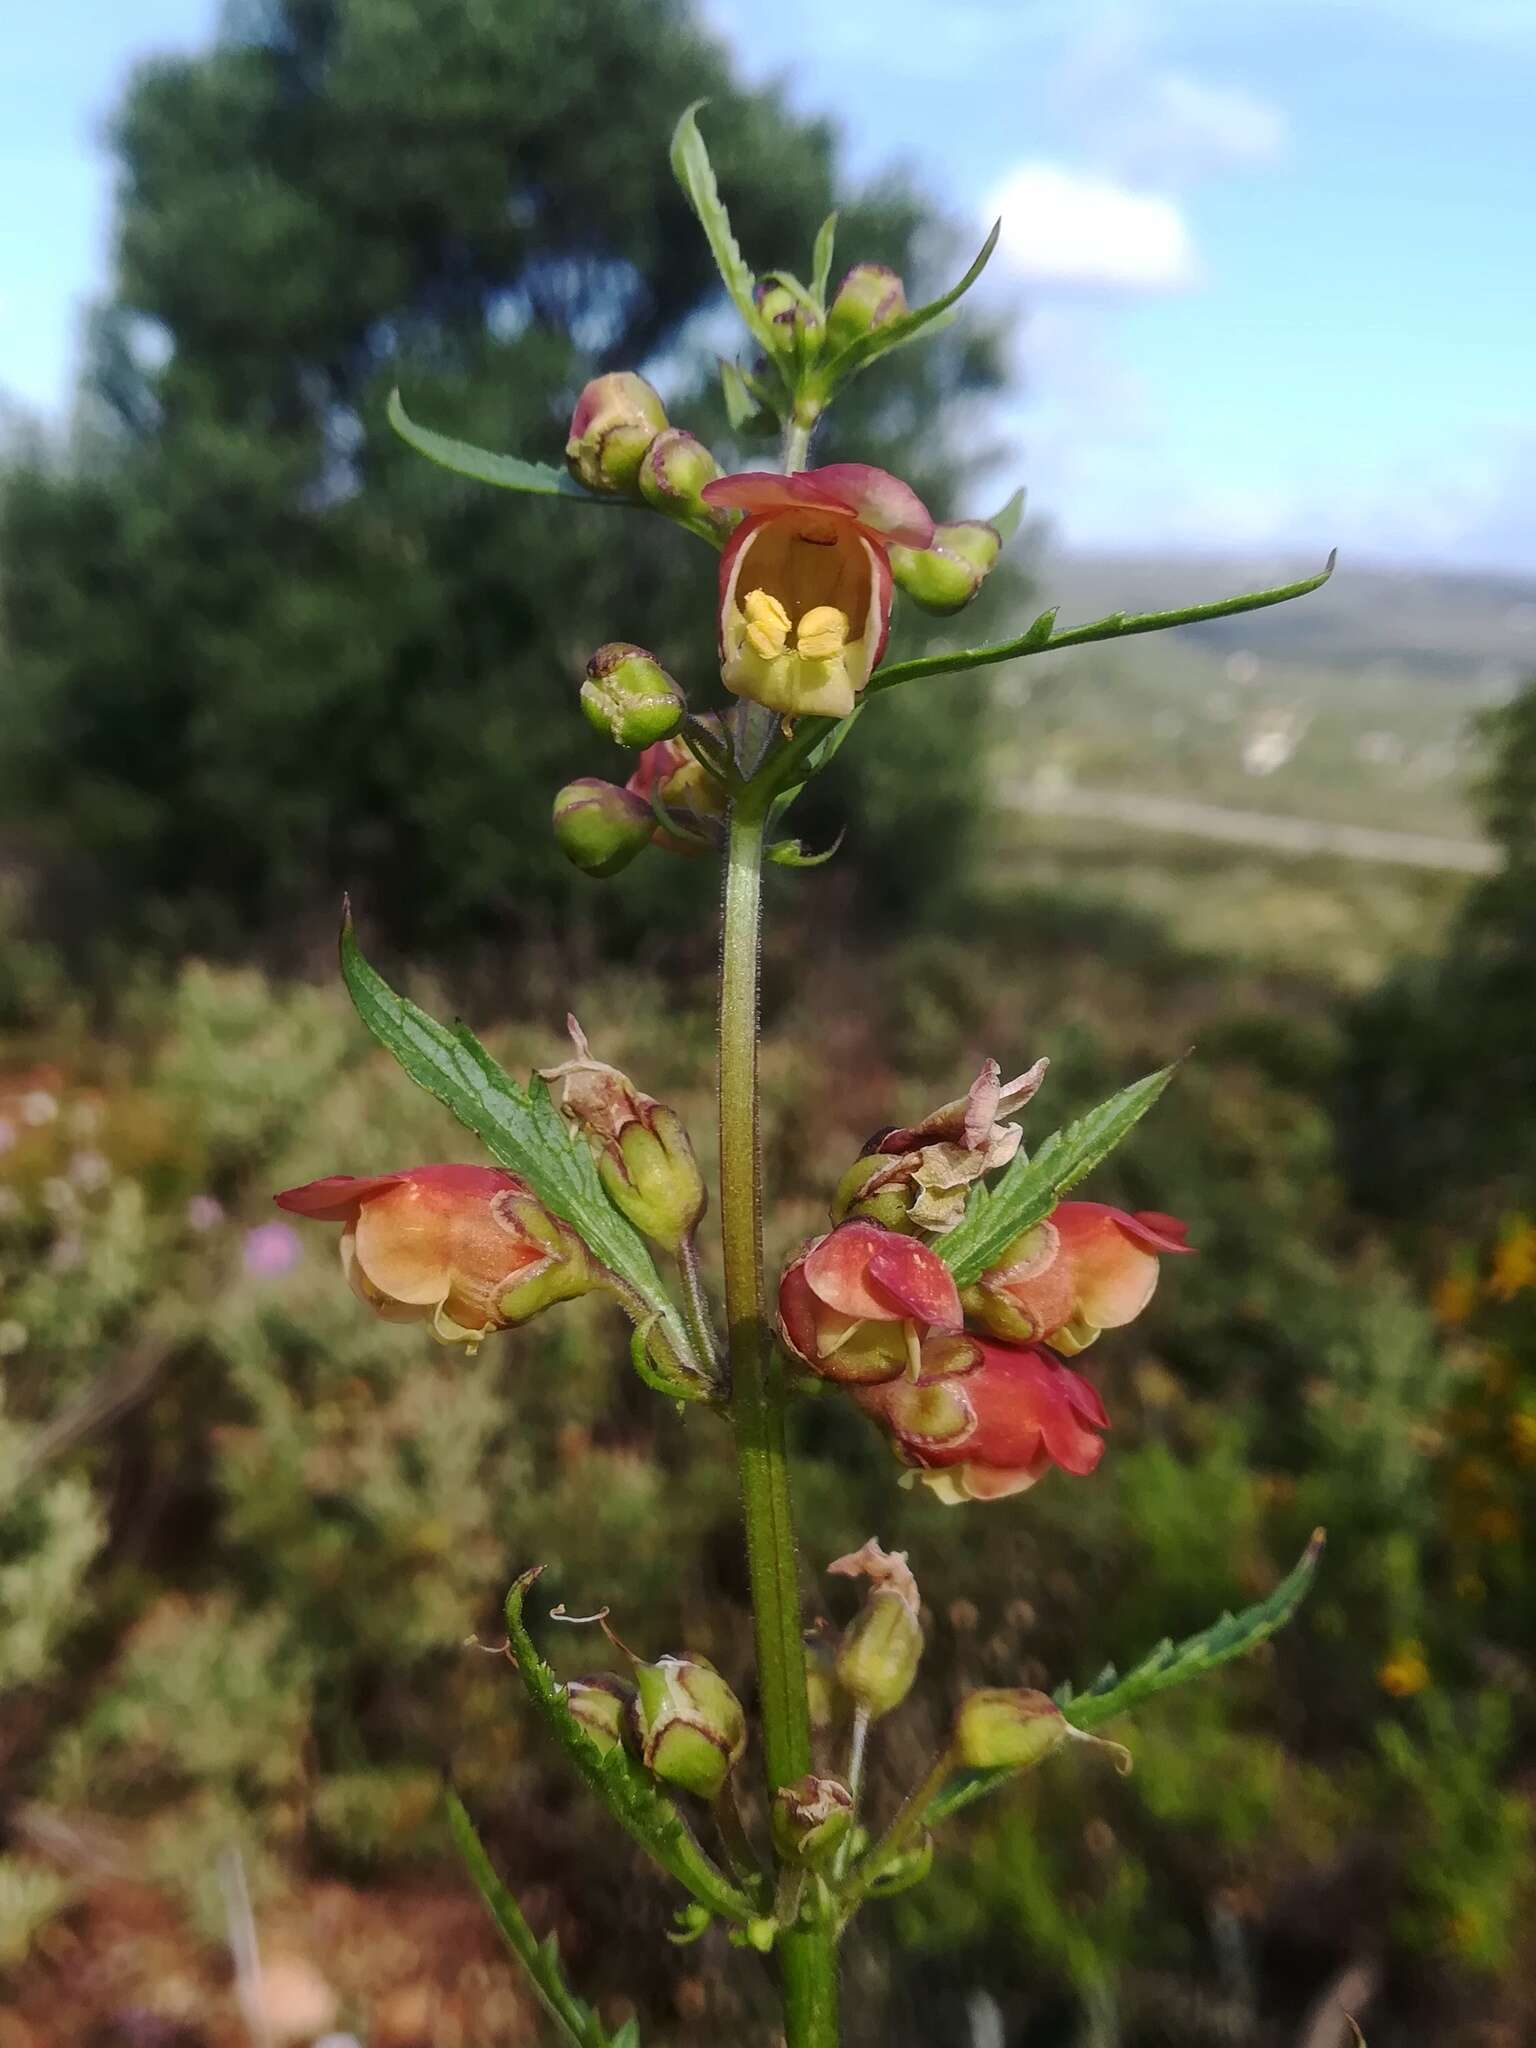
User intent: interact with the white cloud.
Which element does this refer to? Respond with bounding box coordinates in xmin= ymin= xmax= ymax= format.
xmin=1115 ymin=70 xmax=1288 ymax=177
xmin=986 ymin=162 xmax=1199 ymax=291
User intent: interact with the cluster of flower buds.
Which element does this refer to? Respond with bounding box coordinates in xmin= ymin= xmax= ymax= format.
xmin=554 ymin=718 xmax=729 ymax=877
xmin=560 ymin=1629 xmax=748 ymax=1802
xmin=564 ymin=373 xmax=731 ymax=547
xmin=779 ymin=1062 xmax=1192 ymax=1502
xmin=274 ymin=1164 xmax=599 ymax=1350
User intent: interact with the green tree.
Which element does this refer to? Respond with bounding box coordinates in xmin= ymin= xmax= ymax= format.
xmin=0 ymin=0 xmax=1019 ymax=960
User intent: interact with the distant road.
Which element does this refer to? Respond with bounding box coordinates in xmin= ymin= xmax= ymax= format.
xmin=1008 ymin=782 xmax=1499 ymax=874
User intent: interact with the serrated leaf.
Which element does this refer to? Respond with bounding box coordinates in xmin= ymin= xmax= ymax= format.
xmin=937 ymin=1063 xmax=1180 ymax=1285
xmin=820 ymin=219 xmax=1000 ymax=382
xmin=502 ymin=1569 xmax=755 ymax=1925
xmin=868 ymin=554 xmax=1337 ymax=695
xmin=339 ymin=914 xmax=696 ymax=1370
xmin=388 ymin=389 xmax=608 ymax=503
xmin=671 ymin=103 xmax=773 ymax=350
xmin=810 ymin=211 xmax=838 ymax=304
xmin=987 ymin=486 xmax=1026 ymax=548
xmin=446 ymin=1786 xmax=609 ymax=2046
xmin=921 ymin=1533 xmax=1325 ymax=1828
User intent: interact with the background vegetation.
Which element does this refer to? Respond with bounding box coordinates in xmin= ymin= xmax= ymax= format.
xmin=1 ymin=2 xmax=1533 ymax=2044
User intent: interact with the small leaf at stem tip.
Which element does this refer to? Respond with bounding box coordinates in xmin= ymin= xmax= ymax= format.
xmin=670 ymin=102 xmax=774 ymax=351
xmin=768 ymin=830 xmax=844 ymax=868
xmin=811 ymin=211 xmax=839 ymax=304
xmin=387 ymin=388 xmax=608 ymax=503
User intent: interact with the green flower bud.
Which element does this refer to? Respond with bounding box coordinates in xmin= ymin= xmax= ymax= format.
xmin=951 ymin=1688 xmax=1068 ymax=1771
xmin=804 ymin=1632 xmax=839 ymax=1734
xmin=756 ymin=273 xmax=823 ymax=357
xmin=771 ymin=1774 xmax=854 ymax=1869
xmin=638 ymin=429 xmax=735 ymax=543
xmin=828 ymin=1539 xmax=924 ymax=1720
xmin=630 ymin=1654 xmax=747 ymax=1799
xmin=830 ymin=1153 xmax=915 ymax=1232
xmin=540 ymin=1018 xmax=706 ymax=1254
xmin=552 ymin=778 xmax=655 ymax=878
xmin=565 ymin=372 xmax=668 ymax=495
xmin=888 ymin=520 xmax=1002 ymax=617
xmin=565 ymin=1674 xmax=635 ymax=1756
xmin=825 ymin=263 xmax=907 ymax=353
xmin=580 ymin=643 xmax=685 ymax=749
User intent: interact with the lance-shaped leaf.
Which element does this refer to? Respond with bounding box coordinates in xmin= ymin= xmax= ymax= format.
xmin=810 ymin=211 xmax=839 ymax=304
xmin=446 ymin=1786 xmax=621 ymax=2047
xmin=936 ymin=1062 xmax=1180 ymax=1286
xmin=671 ymin=103 xmax=775 ymax=352
xmin=869 ymin=553 xmax=1338 ymax=696
xmin=988 ymin=486 xmax=1027 ymax=549
xmin=503 ymin=1569 xmax=756 ymax=1924
xmin=339 ymin=912 xmax=701 ymax=1378
xmin=387 ymin=389 xmax=620 ymax=504
xmin=924 ymin=1531 xmax=1325 ymax=1827
xmin=719 ymin=358 xmax=781 ymax=436
xmin=816 ymin=220 xmax=1000 ymax=384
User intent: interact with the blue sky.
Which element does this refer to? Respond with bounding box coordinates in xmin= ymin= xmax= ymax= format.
xmin=4 ymin=0 xmax=1533 ymax=571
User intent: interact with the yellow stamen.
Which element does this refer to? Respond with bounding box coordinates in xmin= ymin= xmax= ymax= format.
xmin=743 ymin=587 xmax=791 ymax=659
xmin=795 ymin=604 xmax=850 ymax=660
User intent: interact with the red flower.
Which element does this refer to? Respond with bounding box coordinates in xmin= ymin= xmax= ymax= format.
xmin=854 ymin=1334 xmax=1109 ymax=1504
xmin=965 ymin=1202 xmax=1192 ymax=1353
xmin=777 ymin=1219 xmax=962 ymax=1383
xmin=699 ymin=465 xmax=934 ymax=720
xmin=275 ymin=1163 xmax=595 ymax=1348
xmin=625 ymin=730 xmax=729 ymax=855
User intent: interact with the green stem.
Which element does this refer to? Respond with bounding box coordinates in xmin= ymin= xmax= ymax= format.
xmin=717 ymin=789 xmax=839 ymax=2045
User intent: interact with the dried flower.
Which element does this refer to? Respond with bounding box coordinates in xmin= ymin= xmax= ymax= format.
xmin=834 ymin=1058 xmax=1048 ymax=1235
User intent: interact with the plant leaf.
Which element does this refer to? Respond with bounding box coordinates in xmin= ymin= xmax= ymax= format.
xmin=338 ymin=912 xmax=698 ymax=1371
xmin=819 ymin=220 xmax=1000 ymax=381
xmin=503 ymin=1569 xmax=756 ymax=1925
xmin=388 ymin=389 xmax=606 ymax=503
xmin=810 ymin=211 xmax=839 ymax=304
xmin=936 ymin=1063 xmax=1181 ymax=1285
xmin=720 ymin=357 xmax=780 ymax=435
xmin=671 ymin=103 xmax=773 ymax=350
xmin=987 ymin=486 xmax=1027 ymax=548
xmin=924 ymin=1532 xmax=1325 ymax=1827
xmin=869 ymin=554 xmax=1338 ymax=695
xmin=446 ymin=1786 xmax=613 ymax=2047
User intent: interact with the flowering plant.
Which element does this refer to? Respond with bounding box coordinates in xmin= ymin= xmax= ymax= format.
xmin=284 ymin=106 xmax=1334 ymax=2047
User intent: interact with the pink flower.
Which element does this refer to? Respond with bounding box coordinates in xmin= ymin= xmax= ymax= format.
xmin=699 ymin=465 xmax=935 ymax=720
xmin=854 ymin=1334 xmax=1109 ymax=1504
xmin=965 ymin=1202 xmax=1192 ymax=1353
xmin=777 ymin=1219 xmax=962 ymax=1383
xmin=274 ymin=1164 xmax=596 ymax=1349
xmin=624 ymin=728 xmax=729 ymax=856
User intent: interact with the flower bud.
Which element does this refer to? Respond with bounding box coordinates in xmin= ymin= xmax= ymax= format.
xmin=964 ymin=1203 xmax=1192 ymax=1353
xmin=630 ymin=1654 xmax=747 ymax=1799
xmin=828 ymin=1540 xmax=923 ymax=1720
xmin=274 ymin=1164 xmax=598 ymax=1350
xmin=778 ymin=1221 xmax=962 ymax=1384
xmin=579 ymin=643 xmax=685 ymax=749
xmin=888 ymin=520 xmax=1002 ymax=616
xmin=772 ymin=1774 xmax=855 ymax=1869
xmin=830 ymin=1154 xmax=915 ymax=1233
xmin=825 ymin=263 xmax=907 ymax=353
xmin=552 ymin=778 xmax=657 ymax=878
xmin=625 ymin=731 xmax=729 ymax=856
xmin=952 ymin=1688 xmax=1069 ymax=1771
xmin=565 ymin=1674 xmax=635 ymax=1756
xmin=756 ymin=274 xmax=824 ymax=356
xmin=540 ymin=1018 xmax=706 ymax=1253
xmin=638 ymin=429 xmax=735 ymax=543
xmin=804 ymin=1631 xmax=840 ymax=1733
xmin=565 ymin=372 xmax=668 ymax=495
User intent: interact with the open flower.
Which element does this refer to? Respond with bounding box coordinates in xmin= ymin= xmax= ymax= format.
xmin=699 ymin=465 xmax=935 ymax=720
xmin=777 ymin=1218 xmax=962 ymax=1382
xmin=964 ymin=1202 xmax=1192 ymax=1353
xmin=274 ymin=1164 xmax=596 ymax=1348
xmin=854 ymin=1334 xmax=1108 ymax=1504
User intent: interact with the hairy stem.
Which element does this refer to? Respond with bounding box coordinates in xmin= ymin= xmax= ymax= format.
xmin=718 ymin=788 xmax=839 ymax=2044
